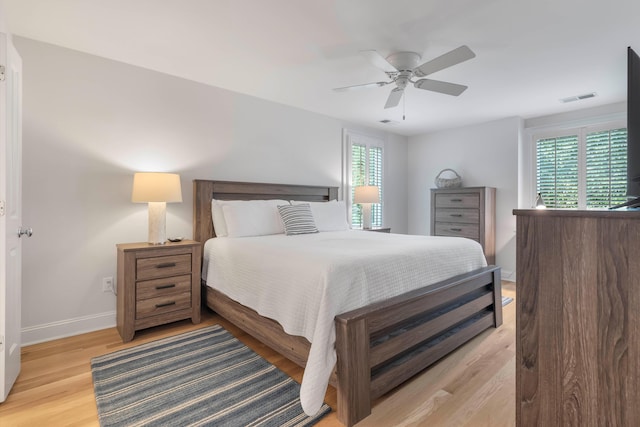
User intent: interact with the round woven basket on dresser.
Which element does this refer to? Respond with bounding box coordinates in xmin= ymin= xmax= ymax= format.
xmin=434 ymin=168 xmax=462 ymax=188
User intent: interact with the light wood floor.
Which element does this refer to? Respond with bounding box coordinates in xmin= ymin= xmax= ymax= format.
xmin=0 ymin=283 xmax=515 ymax=427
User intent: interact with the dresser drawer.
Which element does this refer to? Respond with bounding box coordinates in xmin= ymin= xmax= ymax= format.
xmin=434 ymin=208 xmax=479 ymax=224
xmin=136 ymin=275 xmax=192 ymax=300
xmin=435 ymin=193 xmax=480 ymax=208
xmin=430 ymin=187 xmax=495 ymax=265
xmin=136 ymin=254 xmax=192 ymax=281
xmin=136 ymin=292 xmax=192 ymax=319
xmin=434 ymin=222 xmax=480 ymax=239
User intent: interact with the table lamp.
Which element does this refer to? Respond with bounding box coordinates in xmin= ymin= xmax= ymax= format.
xmin=131 ymin=172 xmax=182 ymax=244
xmin=354 ymin=185 xmax=380 ymax=229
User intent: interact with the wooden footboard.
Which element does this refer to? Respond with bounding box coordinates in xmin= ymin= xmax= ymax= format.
xmin=205 ymin=265 xmax=502 ymax=426
xmin=335 ymin=265 xmax=501 ymax=426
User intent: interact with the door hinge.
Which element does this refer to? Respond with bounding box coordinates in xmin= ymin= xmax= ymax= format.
xmin=0 ymin=65 xmax=5 ymax=82
xmin=0 ymin=200 xmax=5 ymax=216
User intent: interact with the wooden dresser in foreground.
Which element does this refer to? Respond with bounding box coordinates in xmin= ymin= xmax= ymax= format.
xmin=513 ymin=209 xmax=640 ymax=426
xmin=431 ymin=186 xmax=496 ymax=264
xmin=116 ymin=240 xmax=201 ymax=342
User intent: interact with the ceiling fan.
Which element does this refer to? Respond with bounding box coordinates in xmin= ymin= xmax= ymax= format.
xmin=334 ymin=45 xmax=475 ymax=109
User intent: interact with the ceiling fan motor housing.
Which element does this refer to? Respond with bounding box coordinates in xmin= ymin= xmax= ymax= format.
xmin=385 ymin=51 xmax=421 ymax=71
xmin=385 ymin=52 xmax=421 ymax=89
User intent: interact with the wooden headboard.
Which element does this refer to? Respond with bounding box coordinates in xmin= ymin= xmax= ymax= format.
xmin=193 ymin=180 xmax=339 ymax=244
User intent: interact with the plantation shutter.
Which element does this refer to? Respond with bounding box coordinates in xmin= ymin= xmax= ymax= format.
xmin=351 ymin=143 xmax=366 ymax=228
xmin=369 ymin=146 xmax=383 ymax=227
xmin=535 ymin=124 xmax=627 ymax=209
xmin=585 ymin=128 xmax=627 ymax=208
xmin=536 ymin=135 xmax=579 ymax=208
xmin=349 ymin=140 xmax=383 ymax=228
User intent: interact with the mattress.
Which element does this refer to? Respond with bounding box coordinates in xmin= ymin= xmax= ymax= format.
xmin=203 ymin=230 xmax=487 ymax=415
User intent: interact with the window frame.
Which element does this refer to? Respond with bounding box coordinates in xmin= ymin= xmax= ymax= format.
xmin=531 ymin=119 xmax=627 ymax=209
xmin=343 ymin=129 xmax=384 ymax=228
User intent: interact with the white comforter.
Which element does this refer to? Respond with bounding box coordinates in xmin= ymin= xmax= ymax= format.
xmin=202 ymin=230 xmax=487 ymax=415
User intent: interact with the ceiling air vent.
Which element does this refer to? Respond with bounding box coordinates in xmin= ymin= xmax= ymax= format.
xmin=560 ymin=92 xmax=597 ymax=103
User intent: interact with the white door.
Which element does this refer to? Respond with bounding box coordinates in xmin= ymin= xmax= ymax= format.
xmin=0 ymin=32 xmax=24 ymax=403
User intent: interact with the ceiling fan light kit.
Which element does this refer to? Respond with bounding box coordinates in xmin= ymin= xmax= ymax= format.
xmin=334 ymin=45 xmax=476 ymax=110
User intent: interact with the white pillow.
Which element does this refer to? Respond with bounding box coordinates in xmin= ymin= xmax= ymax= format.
xmin=221 ymin=200 xmax=288 ymax=237
xmin=291 ymin=200 xmax=350 ymax=232
xmin=211 ymin=199 xmax=230 ymax=236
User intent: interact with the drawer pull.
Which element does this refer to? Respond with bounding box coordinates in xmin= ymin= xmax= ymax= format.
xmin=450 ymin=228 xmax=463 ymax=232
xmin=450 ymin=214 xmax=463 ymax=217
xmin=450 ymin=198 xmax=463 ymax=202
xmin=155 ymin=301 xmax=176 ymax=308
xmin=155 ymin=284 xmax=176 ymax=290
xmin=156 ymin=262 xmax=177 ymax=269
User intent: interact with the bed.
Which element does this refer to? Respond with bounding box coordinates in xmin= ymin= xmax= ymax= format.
xmin=193 ymin=179 xmax=502 ymax=426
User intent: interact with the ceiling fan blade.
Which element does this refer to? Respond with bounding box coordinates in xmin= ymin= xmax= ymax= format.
xmin=413 ymin=45 xmax=475 ymax=78
xmin=333 ymin=81 xmax=389 ymax=92
xmin=360 ymin=50 xmax=398 ymax=73
xmin=414 ymin=79 xmax=468 ymax=96
xmin=384 ymin=87 xmax=404 ymax=109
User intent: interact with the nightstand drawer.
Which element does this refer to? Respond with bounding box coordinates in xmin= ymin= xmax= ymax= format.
xmin=136 ymin=254 xmax=192 ymax=281
xmin=136 ymin=292 xmax=192 ymax=319
xmin=434 ymin=222 xmax=479 ymax=239
xmin=136 ymin=275 xmax=192 ymax=300
xmin=434 ymin=208 xmax=479 ymax=223
xmin=435 ymin=193 xmax=479 ymax=208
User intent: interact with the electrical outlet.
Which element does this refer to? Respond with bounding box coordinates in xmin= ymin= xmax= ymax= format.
xmin=102 ymin=276 xmax=114 ymax=293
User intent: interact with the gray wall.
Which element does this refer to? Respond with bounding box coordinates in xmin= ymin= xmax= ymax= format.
xmin=16 ymin=37 xmax=408 ymax=344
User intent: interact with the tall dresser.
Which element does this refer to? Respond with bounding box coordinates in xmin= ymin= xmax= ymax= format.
xmin=430 ymin=186 xmax=496 ymax=264
xmin=513 ymin=209 xmax=640 ymax=426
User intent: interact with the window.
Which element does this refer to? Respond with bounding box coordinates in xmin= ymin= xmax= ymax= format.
xmin=536 ymin=134 xmax=579 ymax=208
xmin=535 ymin=124 xmax=627 ymax=209
xmin=345 ymin=132 xmax=383 ymax=228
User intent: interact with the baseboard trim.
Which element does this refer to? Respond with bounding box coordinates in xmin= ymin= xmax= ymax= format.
xmin=501 ymin=269 xmax=516 ymax=282
xmin=21 ymin=311 xmax=116 ymax=346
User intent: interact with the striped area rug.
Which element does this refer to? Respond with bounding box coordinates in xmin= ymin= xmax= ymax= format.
xmin=91 ymin=325 xmax=331 ymax=426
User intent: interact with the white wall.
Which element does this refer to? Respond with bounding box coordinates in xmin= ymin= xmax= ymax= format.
xmin=0 ymin=3 xmax=6 ymax=33
xmin=407 ymin=117 xmax=521 ymax=280
xmin=383 ymin=132 xmax=409 ymax=233
xmin=15 ymin=37 xmax=408 ymax=344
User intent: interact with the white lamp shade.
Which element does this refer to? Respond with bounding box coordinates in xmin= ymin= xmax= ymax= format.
xmin=354 ymin=185 xmax=380 ymax=204
xmin=131 ymin=172 xmax=182 ymax=203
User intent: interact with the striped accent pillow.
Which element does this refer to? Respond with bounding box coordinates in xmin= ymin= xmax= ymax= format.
xmin=277 ymin=204 xmax=319 ymax=235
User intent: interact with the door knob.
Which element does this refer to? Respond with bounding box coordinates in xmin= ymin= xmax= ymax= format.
xmin=17 ymin=227 xmax=33 ymax=238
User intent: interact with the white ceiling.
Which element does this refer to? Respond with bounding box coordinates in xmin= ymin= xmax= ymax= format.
xmin=3 ymin=0 xmax=640 ymax=136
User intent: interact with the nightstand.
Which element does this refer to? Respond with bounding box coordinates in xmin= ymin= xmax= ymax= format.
xmin=363 ymin=227 xmax=391 ymax=233
xmin=116 ymin=240 xmax=201 ymax=342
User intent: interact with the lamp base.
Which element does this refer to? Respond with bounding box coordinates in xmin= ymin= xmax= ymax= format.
xmin=148 ymin=202 xmax=167 ymax=245
xmin=362 ymin=203 xmax=372 ymax=229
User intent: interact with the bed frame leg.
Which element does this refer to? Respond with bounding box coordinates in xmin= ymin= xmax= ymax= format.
xmin=335 ymin=317 xmax=371 ymax=427
xmin=492 ymin=268 xmax=503 ymax=327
